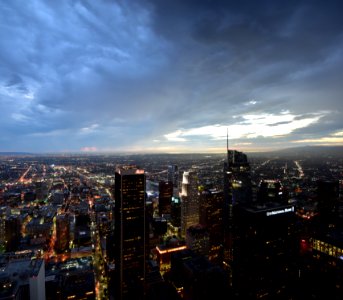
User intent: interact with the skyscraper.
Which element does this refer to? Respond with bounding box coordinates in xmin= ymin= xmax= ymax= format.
xmin=159 ymin=181 xmax=173 ymax=217
xmin=167 ymin=165 xmax=179 ymax=188
xmin=223 ymin=133 xmax=252 ymax=283
xmin=180 ymin=171 xmax=199 ymax=237
xmin=29 ymin=259 xmax=46 ymax=300
xmin=317 ymin=180 xmax=339 ymax=222
xmin=168 ymin=165 xmax=180 ymax=197
xmin=233 ymin=202 xmax=298 ymax=298
xmin=186 ymin=224 xmax=210 ymax=257
xmin=171 ymin=196 xmax=181 ymax=228
xmin=199 ymin=189 xmax=224 ymax=264
xmin=227 ymin=149 xmax=252 ymax=205
xmin=114 ymin=166 xmax=147 ymax=300
xmin=55 ymin=214 xmax=70 ymax=253
xmin=5 ymin=215 xmax=21 ymax=252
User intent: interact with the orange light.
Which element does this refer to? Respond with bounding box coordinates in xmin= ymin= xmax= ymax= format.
xmin=156 ymin=245 xmax=187 ymax=254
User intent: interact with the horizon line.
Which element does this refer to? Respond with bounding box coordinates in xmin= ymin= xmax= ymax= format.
xmin=0 ymin=144 xmax=343 ymax=156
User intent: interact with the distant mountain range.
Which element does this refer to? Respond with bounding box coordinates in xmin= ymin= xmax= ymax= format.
xmin=249 ymin=145 xmax=343 ymax=158
xmin=0 ymin=145 xmax=342 ymax=158
xmin=0 ymin=152 xmax=33 ymax=156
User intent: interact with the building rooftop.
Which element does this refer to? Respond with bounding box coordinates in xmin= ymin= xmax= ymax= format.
xmin=0 ymin=256 xmax=44 ymax=298
xmin=116 ymin=166 xmax=145 ymax=175
xmin=243 ymin=202 xmax=295 ymax=216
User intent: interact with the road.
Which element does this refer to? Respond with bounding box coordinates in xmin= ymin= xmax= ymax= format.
xmin=90 ymin=208 xmax=108 ymax=299
xmin=18 ymin=165 xmax=32 ymax=183
xmin=294 ymin=160 xmax=304 ymax=178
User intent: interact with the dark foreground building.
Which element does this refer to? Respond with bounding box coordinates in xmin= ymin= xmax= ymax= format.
xmin=113 ymin=166 xmax=147 ymax=300
xmin=233 ymin=202 xmax=298 ymax=299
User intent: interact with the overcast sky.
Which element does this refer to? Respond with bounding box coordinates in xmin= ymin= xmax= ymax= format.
xmin=1 ymin=0 xmax=343 ymax=153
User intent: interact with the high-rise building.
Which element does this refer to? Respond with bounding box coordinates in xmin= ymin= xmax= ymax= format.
xmin=29 ymin=259 xmax=46 ymax=300
xmin=227 ymin=150 xmax=252 ymax=205
xmin=114 ymin=166 xmax=147 ymax=300
xmin=167 ymin=165 xmax=179 ymax=188
xmin=233 ymin=202 xmax=298 ymax=298
xmin=171 ymin=197 xmax=181 ymax=228
xmin=180 ymin=171 xmax=199 ymax=237
xmin=186 ymin=224 xmax=210 ymax=257
xmin=159 ymin=181 xmax=173 ymax=217
xmin=152 ymin=217 xmax=168 ymax=236
xmin=5 ymin=215 xmax=21 ymax=252
xmin=317 ymin=180 xmax=339 ymax=222
xmin=55 ymin=214 xmax=70 ymax=253
xmin=223 ymin=133 xmax=252 ymax=282
xmin=298 ymin=227 xmax=343 ymax=298
xmin=0 ymin=257 xmax=46 ymax=300
xmin=199 ymin=189 xmax=224 ymax=264
xmin=223 ymin=159 xmax=234 ymax=268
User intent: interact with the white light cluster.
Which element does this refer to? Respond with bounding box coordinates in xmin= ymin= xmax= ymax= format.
xmin=266 ymin=206 xmax=294 ymax=217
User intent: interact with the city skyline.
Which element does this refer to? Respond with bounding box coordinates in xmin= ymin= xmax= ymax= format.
xmin=1 ymin=0 xmax=343 ymax=153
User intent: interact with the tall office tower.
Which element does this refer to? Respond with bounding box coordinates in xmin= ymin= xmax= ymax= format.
xmin=223 ymin=133 xmax=252 ymax=282
xmin=29 ymin=259 xmax=46 ymax=300
xmin=5 ymin=216 xmax=21 ymax=252
xmin=186 ymin=224 xmax=210 ymax=257
xmin=233 ymin=202 xmax=298 ymax=298
xmin=317 ymin=180 xmax=339 ymax=222
xmin=167 ymin=165 xmax=179 ymax=188
xmin=199 ymin=189 xmax=224 ymax=264
xmin=294 ymin=184 xmax=341 ymax=299
xmin=299 ymin=228 xmax=343 ymax=298
xmin=159 ymin=181 xmax=173 ymax=217
xmin=114 ymin=166 xmax=147 ymax=300
xmin=168 ymin=165 xmax=180 ymax=197
xmin=223 ymin=144 xmax=234 ymax=268
xmin=171 ymin=197 xmax=181 ymax=228
xmin=180 ymin=171 xmax=199 ymax=237
xmin=227 ymin=149 xmax=252 ymax=205
xmin=0 ymin=258 xmax=46 ymax=300
xmin=55 ymin=214 xmax=70 ymax=253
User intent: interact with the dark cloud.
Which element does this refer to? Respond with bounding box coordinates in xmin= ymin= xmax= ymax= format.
xmin=0 ymin=0 xmax=342 ymax=152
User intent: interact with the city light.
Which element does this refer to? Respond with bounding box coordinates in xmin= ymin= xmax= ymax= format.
xmin=0 ymin=143 xmax=342 ymax=299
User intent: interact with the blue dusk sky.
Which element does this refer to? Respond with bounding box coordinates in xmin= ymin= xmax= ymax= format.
xmin=1 ymin=0 xmax=343 ymax=153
